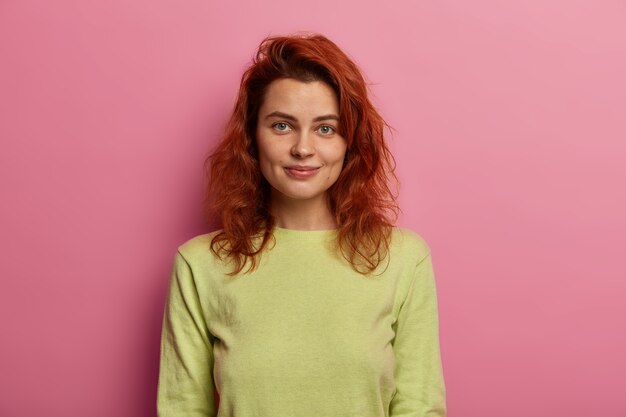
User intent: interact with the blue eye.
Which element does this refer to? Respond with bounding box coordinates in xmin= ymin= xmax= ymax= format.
xmin=273 ymin=122 xmax=291 ymax=132
xmin=318 ymin=125 xmax=335 ymax=135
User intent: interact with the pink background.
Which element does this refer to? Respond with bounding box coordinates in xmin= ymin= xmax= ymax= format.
xmin=1 ymin=0 xmax=625 ymax=416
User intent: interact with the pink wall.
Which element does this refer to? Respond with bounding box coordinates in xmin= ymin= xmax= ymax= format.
xmin=1 ymin=0 xmax=625 ymax=416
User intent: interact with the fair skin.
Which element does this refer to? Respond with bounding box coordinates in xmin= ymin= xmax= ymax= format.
xmin=256 ymin=78 xmax=347 ymax=230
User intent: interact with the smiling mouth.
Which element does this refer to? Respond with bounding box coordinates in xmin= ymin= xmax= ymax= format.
xmin=284 ymin=166 xmax=320 ymax=179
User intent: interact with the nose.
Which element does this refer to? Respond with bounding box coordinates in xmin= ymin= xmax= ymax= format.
xmin=291 ymin=130 xmax=314 ymax=158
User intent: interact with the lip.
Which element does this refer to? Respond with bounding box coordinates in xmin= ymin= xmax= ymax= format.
xmin=284 ymin=165 xmax=321 ymax=179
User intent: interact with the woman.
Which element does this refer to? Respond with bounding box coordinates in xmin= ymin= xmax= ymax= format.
xmin=157 ymin=33 xmax=446 ymax=416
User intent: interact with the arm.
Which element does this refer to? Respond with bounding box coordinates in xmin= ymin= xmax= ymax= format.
xmin=157 ymin=251 xmax=217 ymax=417
xmin=389 ymin=252 xmax=447 ymax=417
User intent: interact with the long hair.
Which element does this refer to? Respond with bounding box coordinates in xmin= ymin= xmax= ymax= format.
xmin=204 ymin=33 xmax=399 ymax=275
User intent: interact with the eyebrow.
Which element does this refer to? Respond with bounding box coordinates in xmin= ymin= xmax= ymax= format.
xmin=264 ymin=111 xmax=339 ymax=123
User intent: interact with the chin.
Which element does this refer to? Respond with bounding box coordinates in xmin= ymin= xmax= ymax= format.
xmin=284 ymin=192 xmax=325 ymax=201
xmin=274 ymin=187 xmax=327 ymax=202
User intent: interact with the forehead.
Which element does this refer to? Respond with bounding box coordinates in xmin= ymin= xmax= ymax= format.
xmin=259 ymin=78 xmax=338 ymax=116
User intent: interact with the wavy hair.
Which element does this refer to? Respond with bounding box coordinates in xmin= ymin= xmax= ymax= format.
xmin=204 ymin=33 xmax=399 ymax=275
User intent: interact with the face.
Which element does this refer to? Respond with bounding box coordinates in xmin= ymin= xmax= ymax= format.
xmin=255 ymin=78 xmax=347 ymax=207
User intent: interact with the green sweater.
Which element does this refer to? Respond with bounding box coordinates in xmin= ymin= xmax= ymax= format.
xmin=157 ymin=227 xmax=446 ymax=416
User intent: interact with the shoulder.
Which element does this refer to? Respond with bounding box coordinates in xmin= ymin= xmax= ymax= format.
xmin=175 ymin=230 xmax=222 ymax=263
xmin=389 ymin=226 xmax=432 ymax=264
xmin=391 ymin=226 xmax=431 ymax=251
xmin=170 ymin=230 xmax=237 ymax=280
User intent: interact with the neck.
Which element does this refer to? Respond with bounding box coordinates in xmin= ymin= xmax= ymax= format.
xmin=269 ymin=194 xmax=336 ymax=231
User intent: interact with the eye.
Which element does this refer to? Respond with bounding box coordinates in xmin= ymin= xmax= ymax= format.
xmin=317 ymin=125 xmax=336 ymax=135
xmin=272 ymin=122 xmax=292 ymax=132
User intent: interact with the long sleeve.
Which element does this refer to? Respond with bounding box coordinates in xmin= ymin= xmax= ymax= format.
xmin=157 ymin=251 xmax=217 ymax=417
xmin=389 ymin=251 xmax=447 ymax=417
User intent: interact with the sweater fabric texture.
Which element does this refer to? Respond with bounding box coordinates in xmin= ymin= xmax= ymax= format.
xmin=157 ymin=226 xmax=446 ymax=416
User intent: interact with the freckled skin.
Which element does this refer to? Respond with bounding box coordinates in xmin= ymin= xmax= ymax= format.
xmin=255 ymin=79 xmax=347 ymax=210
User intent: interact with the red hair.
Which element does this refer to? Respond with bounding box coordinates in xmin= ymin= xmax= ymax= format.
xmin=204 ymin=33 xmax=398 ymax=274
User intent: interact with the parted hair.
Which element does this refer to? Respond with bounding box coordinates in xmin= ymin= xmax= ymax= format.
xmin=204 ymin=33 xmax=399 ymax=275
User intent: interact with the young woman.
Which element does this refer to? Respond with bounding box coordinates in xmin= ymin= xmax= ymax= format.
xmin=157 ymin=33 xmax=446 ymax=417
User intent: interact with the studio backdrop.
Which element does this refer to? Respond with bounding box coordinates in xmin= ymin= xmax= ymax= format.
xmin=1 ymin=0 xmax=625 ymax=416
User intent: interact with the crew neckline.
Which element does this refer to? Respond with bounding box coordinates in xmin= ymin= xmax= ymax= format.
xmin=272 ymin=225 xmax=338 ymax=240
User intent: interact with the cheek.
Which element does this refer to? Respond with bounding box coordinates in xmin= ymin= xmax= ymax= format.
xmin=326 ymin=143 xmax=348 ymax=166
xmin=324 ymin=147 xmax=348 ymax=180
xmin=256 ymin=136 xmax=272 ymax=162
xmin=256 ymin=139 xmax=286 ymax=177
xmin=255 ymin=141 xmax=271 ymax=178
